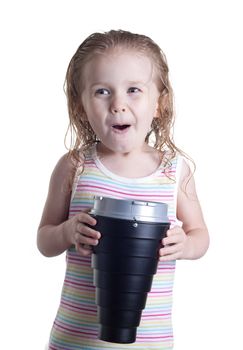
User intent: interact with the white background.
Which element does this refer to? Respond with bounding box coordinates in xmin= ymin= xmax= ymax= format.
xmin=0 ymin=0 xmax=242 ymax=349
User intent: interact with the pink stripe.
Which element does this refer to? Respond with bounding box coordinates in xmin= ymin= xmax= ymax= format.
xmin=61 ymin=301 xmax=97 ymax=316
xmin=61 ymin=300 xmax=96 ymax=314
xmin=142 ymin=313 xmax=171 ymax=318
xmin=54 ymin=321 xmax=97 ymax=337
xmin=67 ymin=255 xmax=91 ymax=264
xmin=157 ymin=267 xmax=175 ymax=271
xmin=137 ymin=335 xmax=173 ymax=340
xmin=67 ymin=260 xmax=91 ymax=267
xmin=148 ymin=291 xmax=172 ymax=296
xmin=64 ymin=280 xmax=94 ymax=291
xmin=77 ymin=184 xmax=174 ymax=198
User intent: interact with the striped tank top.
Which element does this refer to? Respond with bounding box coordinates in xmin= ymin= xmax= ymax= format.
xmin=49 ymin=145 xmax=182 ymax=350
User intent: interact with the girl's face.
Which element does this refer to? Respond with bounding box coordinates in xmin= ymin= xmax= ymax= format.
xmin=81 ymin=49 xmax=160 ymax=155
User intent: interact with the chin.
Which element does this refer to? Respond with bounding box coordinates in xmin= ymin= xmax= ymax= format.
xmin=112 ymin=147 xmax=133 ymax=154
xmin=100 ymin=140 xmax=127 ymax=152
xmin=100 ymin=139 xmax=142 ymax=155
xmin=117 ymin=141 xmax=138 ymax=151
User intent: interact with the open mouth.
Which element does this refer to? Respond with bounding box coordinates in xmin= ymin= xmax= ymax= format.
xmin=112 ymin=124 xmax=131 ymax=130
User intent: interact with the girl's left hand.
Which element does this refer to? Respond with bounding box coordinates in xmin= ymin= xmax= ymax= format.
xmin=159 ymin=226 xmax=187 ymax=261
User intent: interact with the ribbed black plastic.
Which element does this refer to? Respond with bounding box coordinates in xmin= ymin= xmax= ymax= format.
xmin=92 ymin=254 xmax=159 ymax=275
xmin=95 ymin=288 xmax=148 ymax=309
xmin=98 ymin=325 xmax=137 ymax=344
xmin=93 ymin=270 xmax=154 ymax=292
xmin=91 ymin=215 xmax=170 ymax=343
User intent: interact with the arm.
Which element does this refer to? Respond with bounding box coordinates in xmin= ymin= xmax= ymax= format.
xmin=37 ymin=154 xmax=100 ymax=257
xmin=160 ymin=159 xmax=210 ymax=261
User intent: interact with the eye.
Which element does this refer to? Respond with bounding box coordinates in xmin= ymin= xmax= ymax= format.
xmin=95 ymin=88 xmax=110 ymax=95
xmin=127 ymin=87 xmax=141 ymax=94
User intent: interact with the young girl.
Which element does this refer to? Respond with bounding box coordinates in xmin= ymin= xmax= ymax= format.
xmin=37 ymin=30 xmax=209 ymax=350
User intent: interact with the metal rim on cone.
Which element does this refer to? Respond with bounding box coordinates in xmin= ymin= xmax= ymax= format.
xmin=90 ymin=196 xmax=169 ymax=223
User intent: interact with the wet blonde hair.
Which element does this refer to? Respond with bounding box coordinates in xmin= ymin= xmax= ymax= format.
xmin=65 ymin=29 xmax=183 ymax=165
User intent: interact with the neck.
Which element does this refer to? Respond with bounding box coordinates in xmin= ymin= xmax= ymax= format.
xmin=96 ymin=143 xmax=161 ymax=178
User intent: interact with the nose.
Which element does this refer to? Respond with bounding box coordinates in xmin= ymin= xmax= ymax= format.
xmin=112 ymin=106 xmax=126 ymax=113
xmin=110 ymin=95 xmax=126 ymax=114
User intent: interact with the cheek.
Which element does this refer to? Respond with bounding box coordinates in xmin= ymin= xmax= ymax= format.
xmin=86 ymin=119 xmax=102 ymax=139
xmin=82 ymin=91 xmax=101 ymax=114
xmin=89 ymin=99 xmax=107 ymax=115
xmin=87 ymin=115 xmax=99 ymax=130
xmin=150 ymin=99 xmax=160 ymax=119
xmin=145 ymin=98 xmax=159 ymax=119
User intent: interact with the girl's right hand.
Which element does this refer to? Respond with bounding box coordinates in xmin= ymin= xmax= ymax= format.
xmin=63 ymin=212 xmax=101 ymax=256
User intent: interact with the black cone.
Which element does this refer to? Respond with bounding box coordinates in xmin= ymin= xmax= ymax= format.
xmin=92 ymin=215 xmax=170 ymax=343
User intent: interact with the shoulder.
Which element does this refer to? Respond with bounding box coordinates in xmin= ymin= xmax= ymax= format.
xmin=177 ymin=156 xmax=197 ymax=200
xmin=161 ymin=150 xmax=186 ymax=179
xmin=48 ymin=152 xmax=83 ymax=196
xmin=50 ymin=153 xmax=75 ymax=181
xmin=52 ymin=150 xmax=86 ymax=177
xmin=38 ymin=153 xmax=77 ymax=227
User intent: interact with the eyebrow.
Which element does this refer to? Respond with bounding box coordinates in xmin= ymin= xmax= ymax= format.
xmin=89 ymin=79 xmax=150 ymax=91
xmin=127 ymin=80 xmax=147 ymax=86
xmin=90 ymin=82 xmax=107 ymax=88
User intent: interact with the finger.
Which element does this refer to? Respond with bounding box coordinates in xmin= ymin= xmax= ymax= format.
xmin=159 ymin=243 xmax=182 ymax=257
xmin=77 ymin=212 xmax=97 ymax=226
xmin=163 ymin=234 xmax=182 ymax=246
xmin=75 ymin=231 xmax=99 ymax=246
xmin=77 ymin=223 xmax=101 ymax=240
xmin=159 ymin=251 xmax=182 ymax=261
xmin=163 ymin=228 xmax=186 ymax=246
xmin=74 ymin=232 xmax=97 ymax=254
xmin=75 ymin=242 xmax=93 ymax=256
xmin=166 ymin=226 xmax=182 ymax=236
xmin=162 ymin=228 xmax=177 ymax=245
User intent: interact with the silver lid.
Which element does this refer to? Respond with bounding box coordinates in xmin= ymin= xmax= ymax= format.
xmin=90 ymin=196 xmax=169 ymax=223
